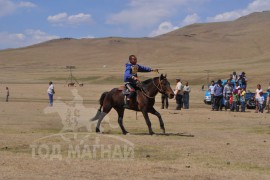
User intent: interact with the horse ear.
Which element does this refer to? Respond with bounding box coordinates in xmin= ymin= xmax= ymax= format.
xmin=160 ymin=74 xmax=164 ymax=79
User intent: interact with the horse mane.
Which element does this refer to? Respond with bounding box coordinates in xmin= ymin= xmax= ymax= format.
xmin=142 ymin=77 xmax=159 ymax=85
xmin=142 ymin=77 xmax=159 ymax=90
xmin=142 ymin=78 xmax=153 ymax=85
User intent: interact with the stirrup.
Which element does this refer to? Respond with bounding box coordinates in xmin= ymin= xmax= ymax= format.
xmin=123 ymin=98 xmax=130 ymax=108
xmin=123 ymin=102 xmax=130 ymax=108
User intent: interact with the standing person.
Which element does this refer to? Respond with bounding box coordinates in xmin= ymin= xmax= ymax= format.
xmin=213 ymin=79 xmax=224 ymax=111
xmin=240 ymin=88 xmax=246 ymax=112
xmin=123 ymin=55 xmax=158 ymax=108
xmin=6 ymin=87 xmax=9 ymax=102
xmin=229 ymin=74 xmax=233 ymax=81
xmin=267 ymin=83 xmax=270 ymax=113
xmin=255 ymin=84 xmax=263 ymax=113
xmin=174 ymin=78 xmax=184 ymax=110
xmin=47 ymin=81 xmax=55 ymax=107
xmin=183 ymin=81 xmax=191 ymax=109
xmin=234 ymin=82 xmax=241 ymax=94
xmin=223 ymin=79 xmax=233 ymax=111
xmin=241 ymin=72 xmax=248 ymax=90
xmin=237 ymin=72 xmax=248 ymax=90
xmin=257 ymin=92 xmax=265 ymax=113
xmin=231 ymin=89 xmax=240 ymax=112
xmin=232 ymin=72 xmax=238 ymax=81
xmin=209 ymin=80 xmax=215 ymax=111
xmin=161 ymin=94 xmax=169 ymax=109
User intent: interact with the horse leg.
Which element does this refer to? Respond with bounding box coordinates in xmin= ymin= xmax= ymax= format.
xmin=141 ymin=111 xmax=154 ymax=135
xmin=149 ymin=107 xmax=165 ymax=134
xmin=95 ymin=112 xmax=106 ymax=133
xmin=115 ymin=108 xmax=129 ymax=135
xmin=96 ymin=105 xmax=112 ymax=133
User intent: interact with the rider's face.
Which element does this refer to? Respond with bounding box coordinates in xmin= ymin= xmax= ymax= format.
xmin=130 ymin=57 xmax=137 ymax=65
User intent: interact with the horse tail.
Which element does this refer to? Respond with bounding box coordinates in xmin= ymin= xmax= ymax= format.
xmin=99 ymin=91 xmax=109 ymax=108
xmin=91 ymin=91 xmax=109 ymax=121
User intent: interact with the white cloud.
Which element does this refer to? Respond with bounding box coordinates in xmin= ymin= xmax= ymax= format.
xmin=181 ymin=13 xmax=200 ymax=26
xmin=106 ymin=0 xmax=200 ymax=29
xmin=0 ymin=0 xmax=36 ymax=17
xmin=208 ymin=0 xmax=270 ymax=22
xmin=149 ymin=13 xmax=200 ymax=37
xmin=18 ymin=1 xmax=36 ymax=8
xmin=0 ymin=30 xmax=59 ymax=49
xmin=48 ymin=13 xmax=93 ymax=26
xmin=82 ymin=35 xmax=95 ymax=39
xmin=47 ymin=13 xmax=68 ymax=23
xmin=149 ymin=21 xmax=179 ymax=37
xmin=68 ymin=13 xmax=92 ymax=24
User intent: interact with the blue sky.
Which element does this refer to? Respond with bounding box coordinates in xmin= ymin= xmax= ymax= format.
xmin=0 ymin=0 xmax=270 ymax=50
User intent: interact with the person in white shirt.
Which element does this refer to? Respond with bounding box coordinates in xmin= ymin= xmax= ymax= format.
xmin=174 ymin=78 xmax=184 ymax=110
xmin=257 ymin=92 xmax=265 ymax=113
xmin=47 ymin=81 xmax=55 ymax=106
xmin=208 ymin=80 xmax=215 ymax=110
xmin=183 ymin=81 xmax=191 ymax=109
xmin=255 ymin=84 xmax=263 ymax=113
xmin=232 ymin=72 xmax=238 ymax=81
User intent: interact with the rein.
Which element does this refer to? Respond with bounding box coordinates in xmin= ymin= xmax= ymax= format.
xmin=152 ymin=77 xmax=166 ymax=94
xmin=140 ymin=77 xmax=165 ymax=99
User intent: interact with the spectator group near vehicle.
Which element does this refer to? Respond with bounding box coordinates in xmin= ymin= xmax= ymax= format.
xmin=203 ymin=72 xmax=268 ymax=112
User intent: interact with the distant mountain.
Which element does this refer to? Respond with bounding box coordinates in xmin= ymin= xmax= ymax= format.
xmin=155 ymin=11 xmax=270 ymax=60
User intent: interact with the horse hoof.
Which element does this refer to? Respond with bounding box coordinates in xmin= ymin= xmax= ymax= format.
xmin=123 ymin=131 xmax=129 ymax=135
xmin=149 ymin=132 xmax=155 ymax=135
xmin=161 ymin=129 xmax=166 ymax=134
xmin=96 ymin=128 xmax=100 ymax=133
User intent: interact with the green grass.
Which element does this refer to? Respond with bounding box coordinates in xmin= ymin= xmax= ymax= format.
xmin=248 ymin=126 xmax=270 ymax=134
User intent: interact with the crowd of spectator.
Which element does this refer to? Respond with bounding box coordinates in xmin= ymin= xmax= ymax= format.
xmin=208 ymin=72 xmax=270 ymax=113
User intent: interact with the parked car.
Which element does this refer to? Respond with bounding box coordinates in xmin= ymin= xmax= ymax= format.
xmin=204 ymin=90 xmax=212 ymax=104
xmin=204 ymin=90 xmax=226 ymax=107
xmin=245 ymin=92 xmax=268 ymax=109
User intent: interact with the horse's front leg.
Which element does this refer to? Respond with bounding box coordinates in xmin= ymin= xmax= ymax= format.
xmin=141 ymin=111 xmax=154 ymax=135
xmin=115 ymin=108 xmax=129 ymax=135
xmin=149 ymin=107 xmax=165 ymax=134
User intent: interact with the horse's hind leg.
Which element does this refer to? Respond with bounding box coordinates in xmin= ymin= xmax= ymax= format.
xmin=96 ymin=105 xmax=112 ymax=133
xmin=95 ymin=112 xmax=106 ymax=133
xmin=149 ymin=107 xmax=165 ymax=134
xmin=115 ymin=108 xmax=129 ymax=135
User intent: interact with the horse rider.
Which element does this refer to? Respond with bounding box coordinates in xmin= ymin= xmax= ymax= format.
xmin=123 ymin=55 xmax=158 ymax=108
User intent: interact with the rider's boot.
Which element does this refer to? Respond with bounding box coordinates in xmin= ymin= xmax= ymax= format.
xmin=123 ymin=98 xmax=130 ymax=109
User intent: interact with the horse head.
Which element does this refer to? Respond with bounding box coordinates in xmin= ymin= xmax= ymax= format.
xmin=158 ymin=74 xmax=175 ymax=99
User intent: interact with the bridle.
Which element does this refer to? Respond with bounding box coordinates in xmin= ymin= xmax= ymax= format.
xmin=153 ymin=77 xmax=167 ymax=94
xmin=140 ymin=77 xmax=167 ymax=99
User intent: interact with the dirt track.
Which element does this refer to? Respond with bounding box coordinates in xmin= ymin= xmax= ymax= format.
xmin=0 ymin=84 xmax=269 ymax=179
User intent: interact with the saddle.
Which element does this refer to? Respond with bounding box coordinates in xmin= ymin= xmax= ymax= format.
xmin=118 ymin=85 xmax=130 ymax=95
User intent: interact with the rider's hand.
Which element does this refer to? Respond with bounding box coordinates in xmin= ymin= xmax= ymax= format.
xmin=136 ymin=78 xmax=141 ymax=83
xmin=133 ymin=76 xmax=140 ymax=82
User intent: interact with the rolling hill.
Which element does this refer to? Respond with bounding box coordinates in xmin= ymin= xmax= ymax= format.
xmin=0 ymin=11 xmax=270 ymax=85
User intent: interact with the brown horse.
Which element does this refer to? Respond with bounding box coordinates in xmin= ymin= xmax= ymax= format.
xmin=91 ymin=74 xmax=175 ymax=135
